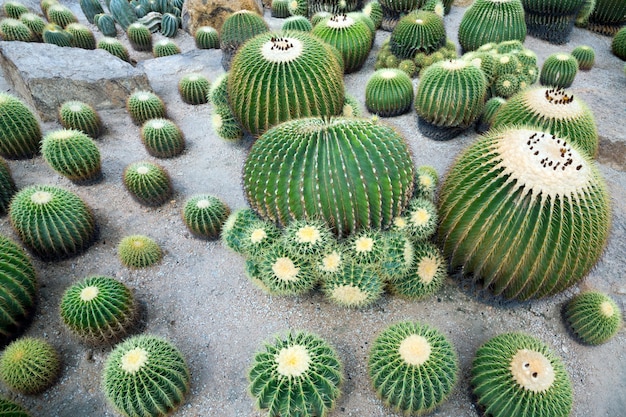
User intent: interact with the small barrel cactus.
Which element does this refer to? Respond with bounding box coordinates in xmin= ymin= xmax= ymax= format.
xmin=390 ymin=10 xmax=446 ymax=59
xmin=494 ymin=72 xmax=521 ymax=98
xmin=152 ymin=38 xmax=180 ymax=57
xmin=322 ymin=260 xmax=384 ymax=308
xmin=9 ymin=185 xmax=96 ymax=261
xmin=211 ymin=105 xmax=244 ymax=143
xmin=288 ymin=0 xmax=308 ymax=16
xmin=182 ymin=194 xmax=230 ymax=239
xmin=46 ymin=3 xmax=77 ymax=28
xmin=458 ymin=0 xmax=527 ymax=52
xmin=126 ymin=90 xmax=166 ymax=125
xmin=66 ymin=22 xmax=96 ymax=49
xmin=249 ymin=331 xmax=343 ymax=417
xmin=19 ymin=13 xmax=45 ymax=40
xmin=389 ymin=241 xmax=447 ymax=299
xmin=378 ymin=230 xmax=415 ymax=281
xmin=522 ymin=0 xmax=584 ymax=44
xmin=60 ymin=276 xmax=137 ymax=344
xmin=254 ymin=241 xmax=316 ymax=296
xmin=98 ymin=37 xmax=130 ymax=62
xmin=365 ymin=68 xmax=414 ymax=117
xmin=127 ymin=22 xmax=152 ymax=51
xmin=403 ymin=196 xmax=438 ymax=241
xmin=102 ymin=335 xmax=190 ymax=417
xmin=0 ymin=93 xmax=41 ymax=160
xmin=39 ymin=0 xmax=59 ymax=16
xmin=0 ymin=397 xmax=30 ymax=416
xmin=80 ymin=0 xmax=104 ymax=24
xmin=282 ymin=15 xmax=313 ymax=31
xmin=413 ymin=165 xmax=439 ymax=201
xmin=140 ymin=118 xmax=185 ymax=158
xmin=58 ymin=100 xmax=102 ymax=138
xmin=0 ymin=18 xmax=34 ymax=42
xmin=95 ymin=13 xmax=117 ymax=37
xmin=369 ymin=321 xmax=459 ymax=415
xmin=0 ymin=158 xmax=17 ymax=215
xmin=118 ymin=235 xmax=162 ymax=269
xmin=41 ymin=129 xmax=102 ymax=183
xmin=194 ymin=26 xmax=219 ymax=49
xmin=611 ymin=27 xmax=626 ymax=60
xmin=564 ymin=291 xmax=623 ymax=345
xmin=220 ymin=10 xmax=269 ymax=70
xmin=379 ymin=0 xmax=421 ymax=31
xmin=220 ymin=208 xmax=262 ymax=254
xmin=281 ymin=219 xmax=334 ymax=257
xmin=0 ymin=337 xmax=60 ymax=394
xmin=540 ymin=53 xmax=579 ymax=88
xmin=3 ymin=1 xmax=28 ymax=19
xmin=363 ymin=0 xmax=383 ymax=30
xmin=122 ymin=160 xmax=172 ymax=206
xmin=272 ymin=0 xmax=290 ymax=17
xmin=344 ymin=229 xmax=385 ymax=266
xmin=476 ymin=96 xmax=506 ymax=133
xmin=437 ymin=126 xmax=611 ymax=300
xmin=472 ymin=332 xmax=573 ymax=417
xmin=572 ymin=45 xmax=595 ymax=70
xmin=178 ymin=73 xmax=210 ymax=105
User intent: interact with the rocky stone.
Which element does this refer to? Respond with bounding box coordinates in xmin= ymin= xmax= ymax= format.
xmin=181 ymin=0 xmax=264 ymax=35
xmin=0 ymin=41 xmax=151 ymax=121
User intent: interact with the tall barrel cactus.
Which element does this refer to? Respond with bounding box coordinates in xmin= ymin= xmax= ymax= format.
xmin=243 ymin=117 xmax=415 ymax=237
xmin=0 ymin=93 xmax=41 ymax=160
xmin=437 ymin=126 xmax=611 ymax=300
xmin=389 ymin=10 xmax=446 ymax=59
xmin=458 ymin=0 xmax=527 ymax=52
xmin=227 ymin=31 xmax=345 ymax=137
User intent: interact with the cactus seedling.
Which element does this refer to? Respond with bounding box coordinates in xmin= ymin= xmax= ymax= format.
xmin=59 ymin=100 xmax=102 ymax=138
xmin=322 ymin=260 xmax=383 ymax=308
xmin=182 ymin=194 xmax=230 ymax=240
xmin=122 ymin=161 xmax=172 ymax=206
xmin=102 ymin=335 xmax=190 ymax=417
xmin=540 ymin=53 xmax=579 ymax=88
xmin=66 ymin=22 xmax=96 ymax=49
xmin=0 ymin=337 xmax=60 ymax=394
xmin=249 ymin=331 xmax=343 ymax=417
xmin=118 ymin=235 xmax=162 ymax=269
xmin=471 ymin=332 xmax=573 ymax=417
xmin=389 ymin=241 xmax=447 ymax=299
xmin=41 ymin=129 xmax=102 ymax=183
xmin=98 ymin=37 xmax=130 ymax=62
xmin=194 ymin=26 xmax=219 ymax=49
xmin=0 ymin=18 xmax=34 ymax=42
xmin=564 ymin=291 xmax=622 ymax=345
xmin=0 ymin=397 xmax=30 ymax=416
xmin=126 ymin=90 xmax=166 ymax=125
xmin=140 ymin=118 xmax=185 ymax=158
xmin=571 ymin=45 xmax=595 ymax=70
xmin=178 ymin=73 xmax=210 ymax=105
xmin=152 ymin=38 xmax=180 ymax=57
xmin=365 ymin=69 xmax=414 ymax=117
xmin=127 ymin=22 xmax=152 ymax=51
xmin=458 ymin=0 xmax=527 ymax=52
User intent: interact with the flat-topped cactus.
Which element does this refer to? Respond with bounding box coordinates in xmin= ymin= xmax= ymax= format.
xmin=41 ymin=129 xmax=102 ymax=183
xmin=365 ymin=68 xmax=414 ymax=117
xmin=390 ymin=10 xmax=446 ymax=59
xmin=0 ymin=337 xmax=60 ymax=395
xmin=126 ymin=90 xmax=166 ymax=125
xmin=140 ymin=118 xmax=185 ymax=158
xmin=182 ymin=194 xmax=230 ymax=240
xmin=123 ymin=160 xmax=172 ymax=206
xmin=564 ymin=291 xmax=623 ymax=345
xmin=458 ymin=0 xmax=526 ymax=52
xmin=59 ymin=100 xmax=102 ymax=138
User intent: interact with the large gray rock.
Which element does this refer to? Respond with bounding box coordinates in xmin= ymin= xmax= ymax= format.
xmin=0 ymin=41 xmax=151 ymax=121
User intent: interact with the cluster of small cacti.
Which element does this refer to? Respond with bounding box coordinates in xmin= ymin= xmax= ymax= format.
xmin=0 ymin=337 xmax=60 ymax=394
xmin=564 ymin=291 xmax=623 ymax=345
xmin=0 ymin=92 xmax=42 ymax=160
xmin=458 ymin=0 xmax=526 ymax=52
xmin=521 ymin=0 xmax=585 ymax=44
xmin=117 ymin=234 xmax=163 ymax=268
xmin=122 ymin=160 xmax=172 ymax=206
xmin=540 ymin=52 xmax=579 ymax=88
xmin=41 ymin=129 xmax=102 ymax=183
xmin=219 ymin=10 xmax=269 ymax=70
xmin=140 ymin=118 xmax=185 ymax=158
xmin=375 ymin=37 xmax=457 ymax=76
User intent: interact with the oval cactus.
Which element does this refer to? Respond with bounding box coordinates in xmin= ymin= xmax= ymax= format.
xmin=127 ymin=22 xmax=152 ymax=51
xmin=41 ymin=129 xmax=102 ymax=183
xmin=0 ymin=93 xmax=41 ymax=160
xmin=365 ymin=68 xmax=414 ymax=117
xmin=0 ymin=337 xmax=60 ymax=394
xmin=102 ymin=335 xmax=190 ymax=417
xmin=46 ymin=3 xmax=77 ymax=28
xmin=390 ymin=10 xmax=446 ymax=59
xmin=95 ymin=13 xmax=117 ymax=37
xmin=182 ymin=194 xmax=230 ymax=239
xmin=122 ymin=160 xmax=172 ymax=206
xmin=437 ymin=126 xmax=611 ymax=300
xmin=321 ymin=260 xmax=384 ymax=308
xmin=140 ymin=118 xmax=185 ymax=158
xmin=126 ymin=90 xmax=166 ymax=125
xmin=178 ymin=73 xmax=210 ymax=105
xmin=59 ymin=100 xmax=102 ymax=138
xmin=98 ymin=37 xmax=130 ymax=62
xmin=194 ymin=25 xmax=219 ymax=49
xmin=9 ymin=185 xmax=96 ymax=261
xmin=564 ymin=291 xmax=623 ymax=345
xmin=471 ymin=332 xmax=573 ymax=417
xmin=80 ymin=0 xmax=104 ymax=24
xmin=458 ymin=0 xmax=527 ymax=52
xmin=60 ymin=276 xmax=137 ymax=344
xmin=152 ymin=38 xmax=180 ymax=57
xmin=243 ymin=117 xmax=415 ymax=237
xmin=118 ymin=234 xmax=162 ymax=269
xmin=0 ymin=18 xmax=34 ymax=42
xmin=571 ymin=45 xmax=595 ymax=70
xmin=219 ymin=10 xmax=269 ymax=70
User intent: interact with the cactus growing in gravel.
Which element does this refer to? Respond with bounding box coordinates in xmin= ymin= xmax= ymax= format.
xmin=437 ymin=126 xmax=611 ymax=300
xmin=103 ymin=335 xmax=189 ymax=417
xmin=458 ymin=0 xmax=526 ymax=52
xmin=492 ymin=87 xmax=598 ymax=157
xmin=46 ymin=3 xmax=77 ymax=28
xmin=611 ymin=27 xmax=626 ymax=60
xmin=0 ymin=159 xmax=16 ymax=215
xmin=522 ymin=0 xmax=585 ymax=44
xmin=227 ymin=31 xmax=345 ymax=137
xmin=108 ymin=0 xmax=138 ymax=31
xmin=41 ymin=129 xmax=102 ymax=183
xmin=282 ymin=15 xmax=313 ymax=31
xmin=540 ymin=53 xmax=579 ymax=88
xmin=126 ymin=91 xmax=166 ymax=125
xmin=249 ymin=331 xmax=343 ymax=417
xmin=322 ymin=260 xmax=384 ymax=307
xmin=66 ymin=23 xmax=96 ymax=49
xmin=9 ymin=185 xmax=96 ymax=261
xmin=369 ymin=321 xmax=459 ymax=415
xmin=243 ymin=117 xmax=415 ymax=236
xmin=0 ymin=18 xmax=34 ymax=42
xmin=152 ymin=38 xmax=180 ymax=57
xmin=587 ymin=0 xmax=626 ymax=35
xmin=255 ymin=241 xmax=316 ymax=296
xmin=59 ymin=100 xmax=102 ymax=138
xmin=365 ymin=68 xmax=414 ymax=117
xmin=0 ymin=93 xmax=41 ymax=160
xmin=60 ymin=276 xmax=137 ymax=344
xmin=0 ymin=337 xmax=60 ymax=394
xmin=389 ymin=241 xmax=447 ymax=299
xmin=389 ymin=10 xmax=446 ymax=59
xmin=127 ymin=22 xmax=152 ymax=51
xmin=19 ymin=13 xmax=45 ymax=40
xmin=0 ymin=397 xmax=30 ymax=416
xmin=95 ymin=13 xmax=117 ymax=37
xmin=182 ymin=194 xmax=230 ymax=239
xmin=571 ymin=45 xmax=595 ymax=70
xmin=123 ymin=161 xmax=172 ymax=206
xmin=178 ymin=73 xmax=210 ymax=105
xmin=98 ymin=37 xmax=130 ymax=62
xmin=3 ymin=1 xmax=28 ymax=19
xmin=194 ymin=26 xmax=219 ymax=49
xmin=80 ymin=0 xmax=104 ymax=24
xmin=564 ymin=291 xmax=622 ymax=345
xmin=220 ymin=10 xmax=269 ymax=70
xmin=42 ymin=23 xmax=71 ymax=47
xmin=211 ymin=105 xmax=244 ymax=143
xmin=140 ymin=118 xmax=185 ymax=158
xmin=471 ymin=332 xmax=573 ymax=417
xmin=118 ymin=235 xmax=162 ymax=269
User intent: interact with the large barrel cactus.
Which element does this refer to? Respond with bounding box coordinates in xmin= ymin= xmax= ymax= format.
xmin=521 ymin=0 xmax=584 ymax=44
xmin=227 ymin=30 xmax=345 ymax=137
xmin=243 ymin=117 xmax=415 ymax=237
xmin=437 ymin=126 xmax=611 ymax=300
xmin=458 ymin=0 xmax=527 ymax=52
xmin=587 ymin=0 xmax=626 ymax=35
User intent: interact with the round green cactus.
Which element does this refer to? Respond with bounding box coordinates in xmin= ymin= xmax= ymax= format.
xmin=309 ymin=0 xmax=362 ymax=15
xmin=123 ymin=160 xmax=172 ymax=206
xmin=0 ymin=158 xmax=16 ymax=215
xmin=127 ymin=22 xmax=152 ymax=51
xmin=3 ymin=1 xmax=28 ymax=19
xmin=365 ymin=68 xmax=414 ymax=117
xmin=282 ymin=15 xmax=313 ymax=31
xmin=288 ymin=0 xmax=308 ymax=16
xmin=126 ymin=90 xmax=166 ymax=125
xmin=238 ymin=219 xmax=282 ymax=258
xmin=178 ymin=73 xmax=210 ymax=105
xmin=60 ymin=276 xmax=137 ymax=344
xmin=102 ymin=334 xmax=190 ymax=417
xmin=611 ymin=27 xmax=626 ymax=60
xmin=389 ymin=241 xmax=447 ymax=299
xmin=492 ymin=87 xmax=598 ymax=157
xmin=363 ymin=0 xmax=383 ymax=30
xmin=41 ymin=129 xmax=102 ymax=183
xmin=437 ymin=126 xmax=611 ymax=300
xmin=160 ymin=12 xmax=178 ymax=37
xmin=403 ymin=197 xmax=438 ymax=242
xmin=471 ymin=332 xmax=573 ymax=417
xmin=0 ymin=397 xmax=30 ymax=416
xmin=571 ymin=45 xmax=595 ymax=70
xmin=344 ymin=229 xmax=385 ymax=266
xmin=98 ymin=37 xmax=130 ymax=62
xmin=272 ymin=0 xmax=290 ymax=17
xmin=322 ymin=260 xmax=384 ymax=308
xmin=413 ymin=165 xmax=439 ymax=200
xmin=458 ymin=0 xmax=526 ymax=53
xmin=46 ymin=3 xmax=77 ymax=28
xmin=118 ymin=235 xmax=162 ymax=269
xmin=59 ymin=100 xmax=102 ymax=138
xmin=0 ymin=93 xmax=41 ymax=160
xmin=220 ymin=10 xmax=269 ymax=70
xmin=342 ymin=94 xmax=362 ymax=117
xmin=587 ymin=0 xmax=626 ymax=35
xmin=182 ymin=194 xmax=230 ymax=239
xmin=281 ymin=219 xmax=334 ymax=257
xmin=476 ymin=96 xmax=506 ymax=133
xmin=415 ymin=59 xmax=488 ymax=140
xmin=66 ymin=22 xmax=96 ymax=49
xmin=255 ymin=241 xmax=316 ymax=296
xmin=0 ymin=234 xmax=37 ymax=345
xmin=9 ymin=185 xmax=96 ymax=261
xmin=369 ymin=321 xmax=459 ymax=415
xmin=152 ymin=38 xmax=180 ymax=57
xmin=0 ymin=337 xmax=60 ymax=394
xmin=249 ymin=331 xmax=343 ymax=417
xmin=140 ymin=118 xmax=185 ymax=158
xmin=390 ymin=10 xmax=446 ymax=59
xmin=220 ymin=208 xmax=262 ymax=254
xmin=227 ymin=30 xmax=345 ymax=137
xmin=0 ymin=18 xmax=34 ymax=42
xmin=494 ymin=72 xmax=521 ymax=98
xmin=194 ymin=25 xmax=219 ymax=49
xmin=564 ymin=291 xmax=623 ymax=345
xmin=19 ymin=13 xmax=45 ymax=40
xmin=522 ymin=0 xmax=585 ymax=44
xmin=494 ymin=52 xmax=521 ymax=75
xmin=378 ymin=230 xmax=415 ymax=281
xmin=211 ymin=105 xmax=244 ymax=143
xmin=540 ymin=53 xmax=579 ymax=88
xmin=95 ymin=13 xmax=117 ymax=37
xmin=244 ymin=117 xmax=415 ymax=236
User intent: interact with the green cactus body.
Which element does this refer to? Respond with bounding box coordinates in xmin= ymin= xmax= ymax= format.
xmin=311 ymin=11 xmax=332 ymax=26
xmin=369 ymin=321 xmax=459 ymax=415
xmin=471 ymin=333 xmax=573 ymax=417
xmin=565 ymin=291 xmax=622 ymax=345
xmin=41 ymin=129 xmax=102 ymax=183
xmin=476 ymin=96 xmax=506 ymax=133
xmin=182 ymin=194 xmax=230 ymax=239
xmin=102 ymin=335 xmax=190 ymax=417
xmin=140 ymin=118 xmax=185 ymax=158
xmin=194 ymin=25 xmax=219 ymax=49
xmin=365 ymin=68 xmax=414 ymax=117
xmin=211 ymin=104 xmax=244 ymax=143
xmin=272 ymin=0 xmax=290 ymax=17
xmin=571 ymin=45 xmax=595 ymax=70
xmin=46 ymin=3 xmax=77 ymax=28
xmin=0 ymin=234 xmax=37 ymax=345
xmin=413 ymin=165 xmax=438 ymax=200
xmin=160 ymin=12 xmax=178 ymax=37
xmin=3 ymin=1 xmax=29 ymax=19
xmin=288 ymin=0 xmax=308 ymax=16
xmin=39 ymin=0 xmax=59 ymax=16
xmin=312 ymin=14 xmax=373 ymax=73
xmin=98 ymin=37 xmax=130 ymax=62
xmin=95 ymin=13 xmax=118 ymax=37
xmin=458 ymin=0 xmax=526 ymax=53
xmin=390 ymin=241 xmax=446 ymax=299
xmin=363 ymin=0 xmax=383 ymax=29
xmin=493 ymin=72 xmax=521 ymax=98
xmin=281 ymin=219 xmax=334 ymax=257
xmin=207 ymin=72 xmax=228 ymax=106
xmin=42 ymin=23 xmax=72 ymax=47
xmin=243 ymin=117 xmax=415 ymax=237
xmin=398 ymin=59 xmax=417 ymax=77
xmin=344 ymin=229 xmax=386 ymax=267
xmin=379 ymin=0 xmax=421 ymax=31
xmin=494 ymin=53 xmax=520 ymax=75
xmin=611 ymin=27 xmax=626 ymax=60
xmin=390 ymin=10 xmax=446 ymax=59
xmin=282 ymin=15 xmax=313 ymax=31
xmin=0 ymin=397 xmax=30 ymax=416
xmin=0 ymin=18 xmax=34 ymax=42
xmin=60 ymin=276 xmax=137 ymax=344
xmin=19 ymin=13 xmax=45 ymax=40
xmin=126 ymin=90 xmax=166 ymax=124
xmin=220 ymin=208 xmax=261 ymax=254
xmin=236 ymin=218 xmax=282 ymax=257
xmin=255 ymin=242 xmax=316 ymax=295
xmin=152 ymin=38 xmax=180 ymax=57
xmin=415 ymin=59 xmax=488 ymax=140
xmin=342 ymin=94 xmax=362 ymax=117
xmin=0 ymin=93 xmax=41 ymax=160
xmin=587 ymin=0 xmax=626 ymax=35
xmin=59 ymin=100 xmax=102 ymax=138
xmin=127 ymin=22 xmax=152 ymax=51
xmin=378 ymin=230 xmax=415 ymax=281
xmin=249 ymin=331 xmax=343 ymax=417
xmin=66 ymin=23 xmax=96 ymax=50
xmin=492 ymin=87 xmax=598 ymax=157
xmin=80 ymin=0 xmax=105 ymax=24
xmin=522 ymin=0 xmax=584 ymax=44
xmin=178 ymin=73 xmax=210 ymax=105
xmin=0 ymin=158 xmax=16 ymax=215
xmin=322 ymin=260 xmax=383 ymax=307
xmin=437 ymin=126 xmax=611 ymax=300
xmin=123 ymin=161 xmax=172 ymax=206
xmin=0 ymin=338 xmax=60 ymax=394
xmin=138 ymin=11 xmax=163 ymax=33
xmin=575 ymin=0 xmax=595 ymax=27
xmin=109 ymin=0 xmax=138 ymax=31
xmin=228 ymin=31 xmax=345 ymax=137
xmin=220 ymin=10 xmax=269 ymax=70
xmin=309 ymin=0 xmax=362 ymax=15
xmin=403 ymin=196 xmax=438 ymax=241
xmin=118 ymin=235 xmax=162 ymax=268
